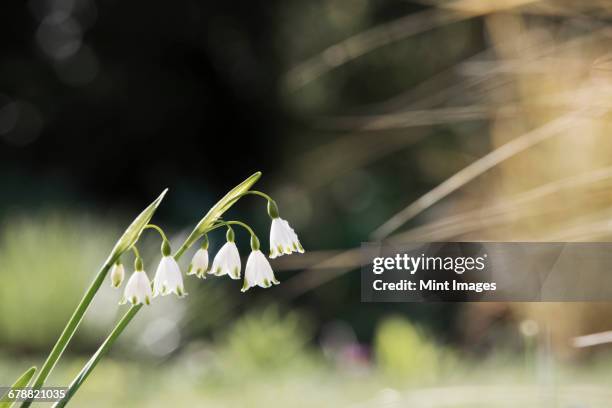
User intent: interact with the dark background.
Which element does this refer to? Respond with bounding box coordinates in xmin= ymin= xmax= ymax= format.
xmin=0 ymin=0 xmax=288 ymax=211
xmin=0 ymin=0 xmax=484 ymax=347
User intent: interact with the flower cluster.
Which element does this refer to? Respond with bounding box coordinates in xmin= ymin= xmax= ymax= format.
xmin=111 ymin=197 xmax=304 ymax=305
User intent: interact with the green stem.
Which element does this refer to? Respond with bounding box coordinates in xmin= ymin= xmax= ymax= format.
xmin=20 ymin=260 xmax=115 ymax=407
xmin=54 ymin=179 xmax=261 ymax=406
xmin=143 ymin=224 xmax=169 ymax=242
xmin=223 ymin=190 xmax=274 ymax=210
xmin=174 ymin=234 xmax=196 ymax=259
xmin=52 ymin=305 xmax=142 ymax=408
xmin=53 ymin=234 xmax=193 ymax=407
xmin=219 ymin=220 xmax=256 ymax=237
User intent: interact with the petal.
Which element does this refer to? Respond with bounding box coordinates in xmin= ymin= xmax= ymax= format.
xmin=163 ymin=257 xmax=185 ymax=297
xmin=153 ymin=260 xmax=170 ymax=297
xmin=211 ymin=243 xmax=230 ymax=276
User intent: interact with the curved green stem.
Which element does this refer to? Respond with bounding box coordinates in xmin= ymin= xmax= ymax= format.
xmin=219 ymin=220 xmax=256 ymax=237
xmin=143 ymin=224 xmax=169 ymax=242
xmin=223 ymin=190 xmax=274 ymax=211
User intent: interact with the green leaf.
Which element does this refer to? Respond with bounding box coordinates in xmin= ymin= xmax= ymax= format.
xmin=107 ymin=188 xmax=168 ymax=263
xmin=181 ymin=172 xmax=262 ymax=251
xmin=1 ymin=367 xmax=36 ymax=408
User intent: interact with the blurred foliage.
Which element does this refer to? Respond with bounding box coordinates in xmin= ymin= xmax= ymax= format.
xmin=3 ymin=349 xmax=612 ymax=407
xmin=374 ymin=315 xmax=454 ymax=382
xmin=0 ymin=214 xmax=116 ymax=350
xmin=214 ymin=306 xmax=315 ymax=374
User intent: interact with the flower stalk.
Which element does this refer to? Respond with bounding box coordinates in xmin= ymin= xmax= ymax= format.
xmin=20 ymin=189 xmax=169 ymax=408
xmin=21 ymin=171 xmax=305 ymax=407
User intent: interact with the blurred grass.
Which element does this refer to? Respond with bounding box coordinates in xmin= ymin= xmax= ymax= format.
xmin=375 ymin=315 xmax=456 ymax=382
xmin=0 ymin=214 xmax=117 ymax=350
xmin=2 ymin=328 xmax=612 ymax=407
xmin=1 ymin=276 xmax=612 ymax=406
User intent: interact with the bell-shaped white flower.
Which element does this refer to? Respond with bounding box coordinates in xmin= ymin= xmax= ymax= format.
xmin=109 ymin=262 xmax=125 ymax=288
xmin=269 ymin=217 xmax=304 ymax=258
xmin=242 ymin=249 xmax=279 ymax=292
xmin=210 ymin=241 xmax=241 ymax=279
xmin=153 ymin=255 xmax=186 ymax=297
xmin=122 ymin=270 xmax=153 ymax=305
xmin=188 ymin=248 xmax=209 ymax=278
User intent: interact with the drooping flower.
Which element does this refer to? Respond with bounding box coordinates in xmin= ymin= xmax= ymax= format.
xmin=269 ymin=218 xmax=304 ymax=259
xmin=188 ymin=248 xmax=209 ymax=278
xmin=210 ymin=241 xmax=241 ymax=279
xmin=153 ymin=255 xmax=186 ymax=297
xmin=109 ymin=262 xmax=125 ymax=288
xmin=242 ymin=249 xmax=279 ymax=292
xmin=188 ymin=235 xmax=209 ymax=278
xmin=122 ymin=270 xmax=153 ymax=305
xmin=210 ymin=227 xmax=241 ymax=279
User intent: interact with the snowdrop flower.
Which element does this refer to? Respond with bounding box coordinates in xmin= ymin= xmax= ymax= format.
xmin=210 ymin=227 xmax=241 ymax=279
xmin=188 ymin=235 xmax=209 ymax=278
xmin=109 ymin=261 xmax=125 ymax=288
xmin=121 ymin=259 xmax=153 ymax=305
xmin=269 ymin=217 xmax=304 ymax=258
xmin=242 ymin=236 xmax=279 ymax=292
xmin=267 ymin=200 xmax=303 ymax=258
xmin=153 ymin=240 xmax=186 ymax=297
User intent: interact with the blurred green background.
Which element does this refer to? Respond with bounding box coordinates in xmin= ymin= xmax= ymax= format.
xmin=3 ymin=0 xmax=612 ymax=406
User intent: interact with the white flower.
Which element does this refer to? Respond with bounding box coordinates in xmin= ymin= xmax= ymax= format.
xmin=210 ymin=241 xmax=241 ymax=279
xmin=109 ymin=262 xmax=125 ymax=288
xmin=153 ymin=256 xmax=186 ymax=297
xmin=122 ymin=270 xmax=153 ymax=305
xmin=242 ymin=250 xmax=279 ymax=292
xmin=188 ymin=248 xmax=209 ymax=278
xmin=269 ymin=218 xmax=304 ymax=258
